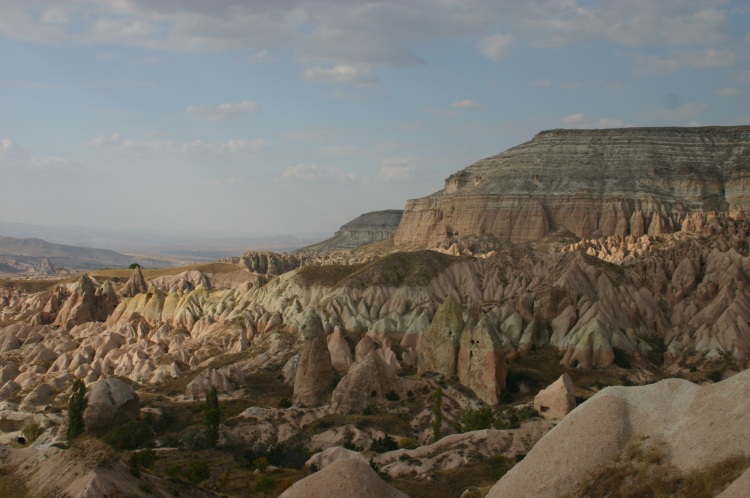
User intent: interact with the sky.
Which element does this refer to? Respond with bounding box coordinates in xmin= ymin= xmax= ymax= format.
xmin=1 ymin=0 xmax=749 ymax=238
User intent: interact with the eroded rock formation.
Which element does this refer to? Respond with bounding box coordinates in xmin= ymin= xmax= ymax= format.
xmin=299 ymin=210 xmax=403 ymax=254
xmin=396 ymin=126 xmax=750 ymax=248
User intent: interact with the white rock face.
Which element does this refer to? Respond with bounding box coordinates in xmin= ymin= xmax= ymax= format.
xmin=84 ymin=378 xmax=140 ymax=434
xmin=533 ymin=373 xmax=576 ymax=422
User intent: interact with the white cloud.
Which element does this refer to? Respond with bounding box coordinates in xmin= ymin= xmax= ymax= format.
xmin=186 ymin=100 xmax=259 ymax=120
xmin=739 ymin=71 xmax=750 ymax=84
xmin=0 ymin=138 xmax=73 ymax=170
xmin=451 ymin=99 xmax=482 ymax=109
xmin=632 ymin=48 xmax=738 ymax=75
xmin=303 ymin=64 xmax=378 ymax=85
xmin=562 ymin=113 xmax=585 ymax=125
xmin=378 ymin=156 xmax=415 ymax=181
xmin=478 ymin=33 xmax=515 ymax=61
xmin=716 ymin=87 xmax=740 ymax=97
xmin=0 ymin=2 xmax=741 ymax=74
xmin=561 ymin=113 xmax=625 ymax=129
xmin=282 ymin=163 xmax=356 ymax=182
xmin=90 ymin=134 xmax=271 ymax=156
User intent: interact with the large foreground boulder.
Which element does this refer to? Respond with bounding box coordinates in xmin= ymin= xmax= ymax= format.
xmin=84 ymin=378 xmax=140 ymax=435
xmin=279 ymin=458 xmax=408 ymax=498
xmin=487 ymin=369 xmax=750 ymax=498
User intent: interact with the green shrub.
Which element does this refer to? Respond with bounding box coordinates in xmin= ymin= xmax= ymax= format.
xmin=67 ymin=380 xmax=87 ymax=446
xmin=431 ymin=387 xmax=443 ymax=442
xmin=384 ymin=390 xmax=400 ymax=401
xmin=23 ymin=420 xmax=42 ymax=443
xmin=184 ymin=460 xmax=210 ymax=484
xmin=103 ymin=420 xmax=154 ymax=450
xmin=459 ymin=406 xmax=494 ymax=432
xmin=254 ymin=476 xmax=276 ymax=497
xmin=204 ymin=386 xmax=221 ymax=448
xmin=370 ymin=435 xmax=398 ymax=453
xmin=128 ymin=448 xmax=157 ymax=477
xmin=180 ymin=427 xmax=207 ymax=450
xmin=398 ymin=438 xmax=419 ymax=450
xmin=253 ymin=457 xmax=269 ymax=473
xmin=278 ymin=397 xmax=292 ymax=409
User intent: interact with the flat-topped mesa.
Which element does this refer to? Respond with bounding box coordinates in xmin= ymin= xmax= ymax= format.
xmin=298 ymin=209 xmax=403 ymax=254
xmin=395 ymin=126 xmax=750 ymax=247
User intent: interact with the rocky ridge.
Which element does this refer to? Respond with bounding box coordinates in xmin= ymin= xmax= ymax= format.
xmin=298 ymin=210 xmax=403 ymax=254
xmin=395 ymin=126 xmax=750 ymax=249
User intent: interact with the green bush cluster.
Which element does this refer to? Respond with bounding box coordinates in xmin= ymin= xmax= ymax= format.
xmin=370 ymin=435 xmax=398 ymax=453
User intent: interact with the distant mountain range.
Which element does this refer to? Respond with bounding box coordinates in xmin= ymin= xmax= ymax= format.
xmin=0 ymin=235 xmax=173 ymax=275
xmin=0 ymin=221 xmax=330 ymax=265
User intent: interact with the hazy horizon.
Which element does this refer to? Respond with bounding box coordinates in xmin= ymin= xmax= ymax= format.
xmin=1 ymin=1 xmax=749 ymax=236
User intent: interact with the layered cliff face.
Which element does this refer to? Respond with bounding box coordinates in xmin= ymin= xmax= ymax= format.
xmin=299 ymin=210 xmax=403 ymax=254
xmin=395 ymin=126 xmax=750 ymax=248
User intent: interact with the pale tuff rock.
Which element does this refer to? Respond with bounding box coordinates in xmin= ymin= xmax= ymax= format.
xmin=396 ymin=126 xmax=750 ymax=247
xmin=329 ymin=354 xmax=396 ymax=414
xmin=84 ymin=377 xmax=139 ymax=435
xmin=240 ymin=251 xmax=302 ymax=276
xmin=327 ymin=326 xmax=353 ymax=374
xmin=279 ymin=458 xmax=408 ymax=498
xmin=299 ymin=209 xmax=403 ymax=254
xmin=533 ymin=374 xmax=576 ymax=422
xmin=488 ymin=370 xmax=750 ymax=498
xmin=418 ymin=295 xmax=464 ymax=377
xmin=375 ymin=422 xmax=553 ymax=479
xmin=305 ymin=445 xmax=368 ymax=470
xmin=120 ymin=266 xmax=148 ymax=298
xmin=293 ymin=311 xmax=334 ymax=407
xmin=185 ymin=366 xmax=244 ymax=395
xmin=54 ymin=275 xmax=118 ymax=331
xmin=457 ymin=316 xmax=507 ymax=405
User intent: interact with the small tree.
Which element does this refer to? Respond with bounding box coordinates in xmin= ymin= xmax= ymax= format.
xmin=67 ymin=379 xmax=87 ymax=445
xmin=205 ymin=386 xmax=221 ymax=448
xmin=253 ymin=456 xmax=269 ymax=473
xmin=431 ymin=386 xmax=443 ymax=442
xmin=254 ymin=476 xmax=277 ymax=498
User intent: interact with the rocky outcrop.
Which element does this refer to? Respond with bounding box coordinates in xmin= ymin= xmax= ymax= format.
xmin=54 ymin=275 xmax=118 ymax=331
xmin=418 ymin=295 xmax=464 ymax=377
xmin=121 ymin=266 xmax=148 ymax=298
xmin=280 ymin=459 xmax=408 ymax=498
xmin=457 ymin=316 xmax=507 ymax=405
xmin=240 ymin=251 xmax=302 ymax=276
xmin=488 ymin=369 xmax=750 ymax=498
xmin=396 ymin=126 xmax=750 ymax=248
xmin=293 ymin=311 xmax=334 ymax=407
xmin=329 ymin=354 xmax=396 ymax=414
xmin=533 ymin=374 xmax=576 ymax=421
xmin=84 ymin=378 xmax=140 ymax=435
xmin=299 ymin=210 xmax=403 ymax=254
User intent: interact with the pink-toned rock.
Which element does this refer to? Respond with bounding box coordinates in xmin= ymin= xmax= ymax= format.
xmin=533 ymin=374 xmax=576 ymax=421
xmin=280 ymin=458 xmax=407 ymax=498
xmin=457 ymin=317 xmax=507 ymax=405
xmin=121 ymin=266 xmax=148 ymax=298
xmin=418 ymin=295 xmax=464 ymax=377
xmin=327 ymin=326 xmax=353 ymax=374
xmin=329 ymin=354 xmax=396 ymax=414
xmin=293 ymin=311 xmax=334 ymax=407
xmin=84 ymin=377 xmax=140 ymax=435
